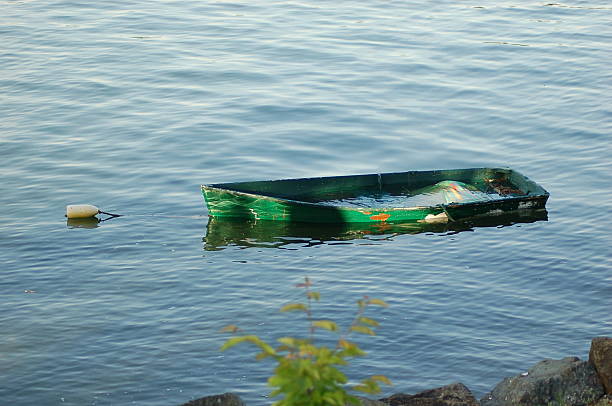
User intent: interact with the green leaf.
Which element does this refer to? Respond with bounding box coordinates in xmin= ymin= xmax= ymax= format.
xmin=277 ymin=337 xmax=298 ymax=347
xmin=255 ymin=351 xmax=272 ymax=360
xmin=298 ymin=343 xmax=317 ymax=357
xmin=306 ymin=291 xmax=321 ymax=301
xmin=367 ymin=298 xmax=389 ymax=307
xmin=353 ymin=378 xmax=381 ymax=394
xmin=338 ymin=339 xmax=366 ymax=357
xmin=352 ymin=384 xmax=370 ymax=393
xmin=220 ymin=335 xmax=255 ymax=351
xmin=256 ymin=340 xmax=277 ymax=356
xmin=345 ymin=394 xmax=361 ymax=406
xmin=357 ymin=316 xmax=379 ymax=327
xmin=280 ymin=303 xmax=307 ymax=312
xmin=220 ymin=335 xmax=276 ymax=356
xmin=350 ymin=325 xmax=375 ymax=335
xmin=370 ymin=375 xmax=392 ymax=385
xmin=312 ymin=320 xmax=339 ymax=332
xmin=219 ymin=324 xmax=240 ymax=333
xmin=338 ymin=339 xmax=355 ymax=349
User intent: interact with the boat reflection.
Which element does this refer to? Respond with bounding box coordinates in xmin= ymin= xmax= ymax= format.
xmin=203 ymin=209 xmax=548 ymax=250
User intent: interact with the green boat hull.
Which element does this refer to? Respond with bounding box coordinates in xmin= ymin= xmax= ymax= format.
xmin=201 ymin=168 xmax=549 ymax=224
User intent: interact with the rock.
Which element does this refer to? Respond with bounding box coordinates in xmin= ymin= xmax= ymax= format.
xmin=179 ymin=393 xmax=245 ymax=406
xmin=352 ymin=395 xmax=389 ymax=406
xmin=590 ymin=337 xmax=612 ymax=395
xmin=589 ymin=394 xmax=612 ymax=406
xmin=480 ymin=357 xmax=604 ymax=406
xmin=378 ymin=382 xmax=478 ymax=406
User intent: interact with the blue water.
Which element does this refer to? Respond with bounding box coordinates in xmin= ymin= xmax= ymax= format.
xmin=2 ymin=1 xmax=611 ymax=405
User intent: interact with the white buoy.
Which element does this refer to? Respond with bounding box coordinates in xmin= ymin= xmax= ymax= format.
xmin=66 ymin=204 xmax=121 ymax=219
xmin=66 ymin=204 xmax=100 ymax=219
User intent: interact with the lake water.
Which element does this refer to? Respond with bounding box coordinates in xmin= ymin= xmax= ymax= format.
xmin=1 ymin=1 xmax=611 ymax=405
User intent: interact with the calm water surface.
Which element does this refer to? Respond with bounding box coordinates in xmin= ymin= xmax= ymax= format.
xmin=1 ymin=1 xmax=611 ymax=405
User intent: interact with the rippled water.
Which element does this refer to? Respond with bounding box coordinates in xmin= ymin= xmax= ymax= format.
xmin=2 ymin=1 xmax=611 ymax=405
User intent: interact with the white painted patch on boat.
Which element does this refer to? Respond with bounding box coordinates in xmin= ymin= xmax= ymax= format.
xmin=518 ymin=201 xmax=535 ymax=209
xmin=422 ymin=212 xmax=448 ymax=223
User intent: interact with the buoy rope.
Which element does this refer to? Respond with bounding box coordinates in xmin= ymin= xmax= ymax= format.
xmin=98 ymin=210 xmax=121 ymax=218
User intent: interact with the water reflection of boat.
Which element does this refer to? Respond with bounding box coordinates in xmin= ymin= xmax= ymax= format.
xmin=203 ymin=209 xmax=548 ymax=250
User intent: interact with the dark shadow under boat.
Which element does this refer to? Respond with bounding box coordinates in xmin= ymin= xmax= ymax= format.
xmin=203 ymin=208 xmax=548 ymax=250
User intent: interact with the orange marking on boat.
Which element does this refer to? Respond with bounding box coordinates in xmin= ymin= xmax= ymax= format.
xmin=370 ymin=213 xmax=390 ymax=221
xmin=363 ymin=211 xmax=372 ymax=215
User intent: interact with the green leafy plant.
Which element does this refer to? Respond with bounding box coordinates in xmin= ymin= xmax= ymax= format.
xmin=220 ymin=277 xmax=391 ymax=406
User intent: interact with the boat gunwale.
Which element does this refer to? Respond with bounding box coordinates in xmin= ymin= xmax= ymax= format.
xmin=201 ymin=184 xmax=442 ymax=212
xmin=203 ymin=167 xmax=506 ymax=189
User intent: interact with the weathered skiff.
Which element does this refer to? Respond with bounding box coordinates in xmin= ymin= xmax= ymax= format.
xmin=201 ymin=168 xmax=549 ymax=223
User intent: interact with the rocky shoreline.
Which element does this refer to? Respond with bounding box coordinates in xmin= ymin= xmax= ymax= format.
xmin=181 ymin=337 xmax=611 ymax=406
